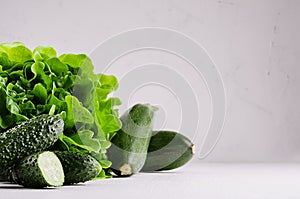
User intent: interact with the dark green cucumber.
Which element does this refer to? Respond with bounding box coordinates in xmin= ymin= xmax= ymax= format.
xmin=55 ymin=151 xmax=101 ymax=184
xmin=12 ymin=151 xmax=64 ymax=188
xmin=141 ymin=131 xmax=195 ymax=172
xmin=107 ymin=104 xmax=157 ymax=176
xmin=0 ymin=114 xmax=64 ymax=181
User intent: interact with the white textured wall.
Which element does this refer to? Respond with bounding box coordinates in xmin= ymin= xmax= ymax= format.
xmin=1 ymin=0 xmax=299 ymax=162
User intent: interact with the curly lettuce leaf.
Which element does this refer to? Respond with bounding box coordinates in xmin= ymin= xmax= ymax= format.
xmin=65 ymin=95 xmax=94 ymax=128
xmin=0 ymin=42 xmax=32 ymax=63
xmin=0 ymin=42 xmax=122 ymax=179
xmin=33 ymin=46 xmax=57 ymax=61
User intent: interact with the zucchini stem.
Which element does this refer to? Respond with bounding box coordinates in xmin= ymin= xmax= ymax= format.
xmin=191 ymin=144 xmax=196 ymax=155
xmin=120 ymin=164 xmax=132 ymax=176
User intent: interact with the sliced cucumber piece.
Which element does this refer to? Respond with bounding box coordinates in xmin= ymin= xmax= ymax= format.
xmin=38 ymin=152 xmax=64 ymax=186
xmin=13 ymin=151 xmax=64 ymax=188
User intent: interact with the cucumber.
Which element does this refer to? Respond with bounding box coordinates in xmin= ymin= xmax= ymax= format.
xmin=0 ymin=169 xmax=13 ymax=182
xmin=12 ymin=151 xmax=64 ymax=188
xmin=55 ymin=151 xmax=101 ymax=184
xmin=0 ymin=114 xmax=64 ymax=181
xmin=107 ymin=104 xmax=157 ymax=176
xmin=141 ymin=131 xmax=195 ymax=172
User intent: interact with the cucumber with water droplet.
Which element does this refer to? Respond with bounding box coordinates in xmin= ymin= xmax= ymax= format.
xmin=12 ymin=151 xmax=64 ymax=188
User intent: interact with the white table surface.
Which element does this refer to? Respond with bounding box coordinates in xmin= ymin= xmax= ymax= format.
xmin=1 ymin=161 xmax=300 ymax=199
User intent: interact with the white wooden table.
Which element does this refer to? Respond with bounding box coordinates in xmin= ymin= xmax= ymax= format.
xmin=1 ymin=161 xmax=300 ymax=199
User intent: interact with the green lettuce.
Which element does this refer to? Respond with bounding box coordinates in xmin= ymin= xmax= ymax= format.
xmin=0 ymin=42 xmax=121 ymax=178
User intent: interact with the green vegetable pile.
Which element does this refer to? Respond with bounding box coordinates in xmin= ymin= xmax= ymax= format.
xmin=0 ymin=42 xmax=121 ymax=178
xmin=0 ymin=42 xmax=195 ymax=188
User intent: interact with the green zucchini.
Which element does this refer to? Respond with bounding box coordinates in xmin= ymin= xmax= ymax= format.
xmin=55 ymin=151 xmax=102 ymax=184
xmin=0 ymin=114 xmax=64 ymax=181
xmin=107 ymin=104 xmax=157 ymax=176
xmin=141 ymin=131 xmax=195 ymax=171
xmin=12 ymin=151 xmax=64 ymax=188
